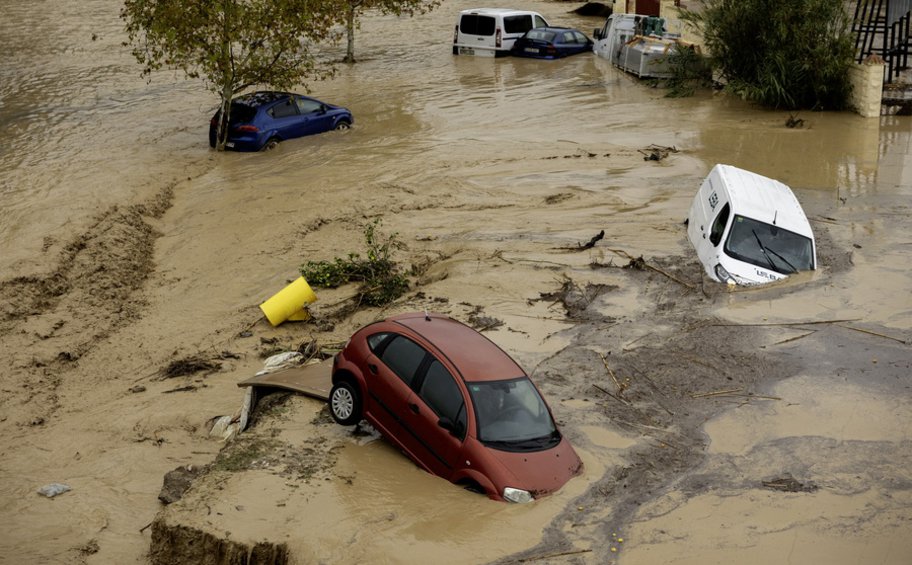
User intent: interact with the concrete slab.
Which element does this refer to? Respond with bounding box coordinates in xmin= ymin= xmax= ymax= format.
xmin=237 ymin=360 xmax=332 ymax=401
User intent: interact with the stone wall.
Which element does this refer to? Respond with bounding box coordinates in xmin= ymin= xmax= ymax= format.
xmin=848 ymin=57 xmax=886 ymax=118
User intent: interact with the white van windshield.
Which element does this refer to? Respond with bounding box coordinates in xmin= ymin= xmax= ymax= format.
xmin=724 ymin=215 xmax=814 ymax=274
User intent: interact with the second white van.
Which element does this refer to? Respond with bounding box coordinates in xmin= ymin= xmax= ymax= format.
xmin=453 ymin=8 xmax=550 ymax=57
xmin=687 ymin=164 xmax=817 ymax=286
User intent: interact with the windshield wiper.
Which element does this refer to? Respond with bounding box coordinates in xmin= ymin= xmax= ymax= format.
xmin=752 ymin=229 xmax=777 ymax=271
xmin=764 ymin=245 xmax=798 ymax=274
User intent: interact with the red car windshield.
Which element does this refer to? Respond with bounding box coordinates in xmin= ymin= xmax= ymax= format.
xmin=468 ymin=377 xmax=559 ymax=450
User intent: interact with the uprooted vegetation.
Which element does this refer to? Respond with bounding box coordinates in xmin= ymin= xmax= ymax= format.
xmin=301 ymin=219 xmax=410 ymax=307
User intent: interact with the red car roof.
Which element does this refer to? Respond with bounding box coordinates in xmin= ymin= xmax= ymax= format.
xmin=388 ymin=313 xmax=525 ymax=383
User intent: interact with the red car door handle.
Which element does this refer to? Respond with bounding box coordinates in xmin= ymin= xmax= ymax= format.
xmin=368 ymin=363 xmax=378 ymax=374
xmin=409 ymin=403 xmax=420 ymax=414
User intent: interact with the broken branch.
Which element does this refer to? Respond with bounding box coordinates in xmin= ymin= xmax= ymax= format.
xmin=836 ymin=324 xmax=908 ymax=345
xmin=690 ymin=388 xmax=743 ymax=399
xmin=606 ymin=248 xmax=695 ymax=290
xmin=598 ymin=353 xmax=624 ymax=395
xmin=519 ymin=549 xmax=593 ymax=562
xmin=591 ymin=384 xmax=631 ymax=405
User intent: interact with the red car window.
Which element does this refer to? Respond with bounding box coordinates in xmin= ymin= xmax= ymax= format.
xmin=379 ymin=335 xmax=426 ymax=386
xmin=418 ymin=360 xmax=466 ymax=437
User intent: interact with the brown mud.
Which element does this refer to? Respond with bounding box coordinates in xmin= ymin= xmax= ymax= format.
xmin=2 ymin=1 xmax=911 ymax=564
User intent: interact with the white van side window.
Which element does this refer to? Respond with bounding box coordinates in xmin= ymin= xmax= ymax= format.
xmin=534 ymin=15 xmax=548 ymax=28
xmin=709 ymin=202 xmax=730 ymax=246
xmin=503 ymin=15 xmax=533 ymax=34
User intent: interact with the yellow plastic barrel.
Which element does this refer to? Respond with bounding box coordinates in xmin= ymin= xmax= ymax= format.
xmin=259 ymin=276 xmax=318 ymax=326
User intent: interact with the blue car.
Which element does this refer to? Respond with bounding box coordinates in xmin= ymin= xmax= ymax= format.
xmin=209 ymin=91 xmax=353 ymax=151
xmin=510 ymin=27 xmax=593 ymax=59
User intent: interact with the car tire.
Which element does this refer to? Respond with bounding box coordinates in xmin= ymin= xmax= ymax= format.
xmin=329 ymin=380 xmax=362 ymax=426
xmin=262 ymin=137 xmax=280 ymax=151
xmin=334 ymin=120 xmax=351 ymax=131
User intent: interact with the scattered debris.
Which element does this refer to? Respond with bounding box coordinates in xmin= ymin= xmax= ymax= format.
xmin=599 ymin=353 xmax=630 ymax=396
xmin=605 ymin=248 xmax=696 ymax=290
xmin=518 ymin=548 xmax=594 ymax=562
xmin=537 ymin=276 xmax=617 ymax=319
xmin=75 ymin=539 xmax=99 ymax=556
xmin=785 ymin=114 xmax=805 ymax=128
xmin=639 ymin=144 xmax=678 ymax=161
xmin=690 ymin=388 xmax=743 ymax=399
xmin=37 ymin=483 xmax=71 ymax=498
xmin=160 ymin=355 xmax=221 ymax=379
xmin=592 ymin=383 xmax=631 ymax=406
xmin=836 ymin=324 xmax=908 ymax=345
xmin=159 ymin=465 xmax=207 ymax=504
xmin=129 ymin=385 xmax=147 ymax=393
xmin=544 ymin=192 xmax=574 ymax=205
xmin=257 ymin=352 xmax=304 ymax=376
xmin=762 ymin=474 xmax=817 ymax=493
xmin=560 ymin=230 xmax=605 ymax=251
xmin=623 ymin=256 xmax=647 ymax=270
xmin=467 ymin=306 xmax=504 ymax=332
xmin=162 ymin=385 xmax=197 ymax=394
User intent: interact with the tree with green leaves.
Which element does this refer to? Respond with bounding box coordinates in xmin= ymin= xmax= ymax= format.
xmin=341 ymin=0 xmax=440 ymax=63
xmin=680 ymin=0 xmax=855 ymax=110
xmin=122 ymin=0 xmax=340 ymax=150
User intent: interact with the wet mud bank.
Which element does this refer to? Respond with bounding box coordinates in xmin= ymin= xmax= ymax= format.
xmin=149 ymin=237 xmax=912 ymax=564
xmin=0 ymin=184 xmax=177 ymax=427
xmin=149 ymin=521 xmax=289 ymax=565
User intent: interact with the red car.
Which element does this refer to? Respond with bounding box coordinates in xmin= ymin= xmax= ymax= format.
xmin=329 ymin=312 xmax=582 ymax=502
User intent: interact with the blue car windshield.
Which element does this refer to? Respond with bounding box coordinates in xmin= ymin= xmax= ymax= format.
xmin=468 ymin=377 xmax=558 ymax=450
xmin=724 ymin=215 xmax=814 ymax=274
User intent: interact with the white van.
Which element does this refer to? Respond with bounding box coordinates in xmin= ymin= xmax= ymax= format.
xmin=687 ymin=164 xmax=817 ymax=285
xmin=453 ymin=8 xmax=549 ymax=57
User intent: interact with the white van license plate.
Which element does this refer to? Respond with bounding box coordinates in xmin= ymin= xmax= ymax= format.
xmin=459 ymin=47 xmax=475 ymax=55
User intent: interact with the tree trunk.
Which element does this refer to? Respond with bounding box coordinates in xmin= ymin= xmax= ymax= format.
xmin=216 ymin=82 xmax=233 ymax=151
xmin=345 ymin=5 xmax=356 ymax=63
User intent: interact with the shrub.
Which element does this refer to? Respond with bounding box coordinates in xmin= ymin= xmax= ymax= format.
xmin=301 ymin=220 xmax=409 ymax=307
xmin=681 ymin=0 xmax=855 ymax=110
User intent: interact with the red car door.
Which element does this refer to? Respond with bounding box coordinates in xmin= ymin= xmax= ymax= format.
xmin=367 ymin=335 xmax=430 ymax=462
xmin=403 ymin=358 xmax=467 ymax=479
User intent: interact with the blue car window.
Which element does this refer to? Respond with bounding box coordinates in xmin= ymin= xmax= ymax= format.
xmin=270 ymin=99 xmax=298 ymax=119
xmin=296 ymin=97 xmax=323 ymax=114
xmin=562 ymin=31 xmax=575 ymax=43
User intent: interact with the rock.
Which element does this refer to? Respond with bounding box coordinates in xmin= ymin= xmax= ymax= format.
xmin=158 ymin=465 xmax=206 ymax=505
xmin=37 ymin=483 xmax=71 ymax=498
xmin=150 ymin=519 xmax=289 ymax=565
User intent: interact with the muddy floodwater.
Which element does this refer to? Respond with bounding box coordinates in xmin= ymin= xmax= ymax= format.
xmin=1 ymin=1 xmax=911 ymax=564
